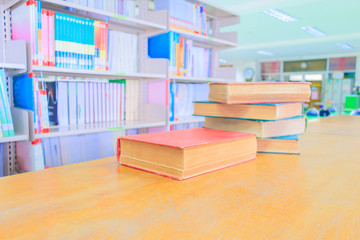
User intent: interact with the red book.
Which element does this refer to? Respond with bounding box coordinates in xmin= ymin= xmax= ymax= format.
xmin=117 ymin=128 xmax=257 ymax=180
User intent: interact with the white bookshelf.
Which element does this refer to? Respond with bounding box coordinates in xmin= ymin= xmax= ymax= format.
xmin=0 ymin=63 xmax=26 ymax=70
xmin=34 ymin=120 xmax=166 ymax=139
xmin=2 ymin=0 xmax=168 ymax=32
xmin=41 ymin=0 xmax=167 ymax=32
xmin=31 ymin=65 xmax=166 ymax=80
xmin=0 ymin=0 xmax=172 ymax=175
xmin=0 ymin=0 xmax=239 ymax=175
xmin=0 ymin=108 xmax=29 ymax=143
xmin=170 ymin=28 xmax=237 ymax=48
xmin=26 ymin=103 xmax=167 ymax=141
xmin=0 ymin=40 xmax=27 ymax=75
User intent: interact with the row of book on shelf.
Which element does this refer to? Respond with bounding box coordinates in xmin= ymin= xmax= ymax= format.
xmin=155 ymin=0 xmax=210 ymax=36
xmin=63 ymin=0 xmax=137 ymax=17
xmin=11 ymin=1 xmax=214 ymax=79
xmin=149 ymin=31 xmax=212 ymax=78
xmin=12 ymin=1 xmax=138 ymax=73
xmin=13 ymin=73 xmax=146 ymax=135
xmin=169 ymin=82 xmax=208 ymax=121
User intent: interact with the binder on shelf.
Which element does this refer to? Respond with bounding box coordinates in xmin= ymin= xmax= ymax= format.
xmin=45 ymin=82 xmax=58 ymax=126
xmin=57 ymin=81 xmax=69 ymax=126
xmin=68 ymin=82 xmax=77 ymax=125
xmin=13 ymin=73 xmax=50 ymax=134
xmin=77 ymin=82 xmax=86 ymax=125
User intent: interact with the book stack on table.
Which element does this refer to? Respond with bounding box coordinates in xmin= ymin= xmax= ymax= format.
xmin=194 ymin=82 xmax=311 ymax=155
xmin=117 ymin=82 xmax=311 ymax=180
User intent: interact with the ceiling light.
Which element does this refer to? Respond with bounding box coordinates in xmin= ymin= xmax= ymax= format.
xmin=301 ymin=26 xmax=327 ymax=37
xmin=263 ymin=9 xmax=299 ymax=23
xmin=336 ymin=43 xmax=353 ymax=50
xmin=219 ymin=58 xmax=227 ymax=63
xmin=257 ymin=51 xmax=274 ymax=56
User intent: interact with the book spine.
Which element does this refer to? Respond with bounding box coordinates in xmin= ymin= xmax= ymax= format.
xmin=37 ymin=1 xmax=42 ymax=66
xmin=89 ymin=20 xmax=95 ymax=70
xmin=55 ymin=13 xmax=60 ymax=67
xmin=30 ymin=1 xmax=38 ymax=65
xmin=42 ymin=9 xmax=48 ymax=66
xmin=39 ymin=89 xmax=50 ymax=133
xmin=80 ymin=19 xmax=86 ymax=69
xmin=0 ymin=84 xmax=9 ymax=137
xmin=94 ymin=21 xmax=100 ymax=70
xmin=0 ymin=71 xmax=15 ymax=136
xmin=65 ymin=14 xmax=70 ymax=68
xmin=105 ymin=23 xmax=109 ymax=71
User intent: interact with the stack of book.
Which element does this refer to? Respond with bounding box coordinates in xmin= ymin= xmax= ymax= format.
xmin=194 ymin=82 xmax=311 ymax=155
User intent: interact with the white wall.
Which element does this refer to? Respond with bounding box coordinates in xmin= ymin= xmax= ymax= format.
xmin=231 ymin=61 xmax=257 ymax=82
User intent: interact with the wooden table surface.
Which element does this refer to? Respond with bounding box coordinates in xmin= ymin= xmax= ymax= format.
xmin=1 ymin=115 xmax=360 ymax=239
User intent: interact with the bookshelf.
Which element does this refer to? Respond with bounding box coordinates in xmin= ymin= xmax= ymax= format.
xmin=31 ymin=63 xmax=167 ymax=80
xmin=0 ymin=0 xmax=171 ymax=175
xmin=0 ymin=0 xmax=239 ymax=175
xmin=0 ymin=40 xmax=27 ymax=75
xmin=148 ymin=0 xmax=239 ymax=127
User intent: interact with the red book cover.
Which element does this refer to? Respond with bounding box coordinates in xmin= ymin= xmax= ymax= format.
xmin=119 ymin=128 xmax=255 ymax=149
xmin=117 ymin=128 xmax=256 ymax=180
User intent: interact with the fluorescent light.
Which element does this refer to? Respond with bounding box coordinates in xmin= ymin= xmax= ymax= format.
xmin=289 ymin=75 xmax=303 ymax=81
xmin=257 ymin=51 xmax=274 ymax=56
xmin=219 ymin=58 xmax=227 ymax=64
xmin=301 ymin=26 xmax=327 ymax=37
xmin=263 ymin=9 xmax=299 ymax=23
xmin=305 ymin=74 xmax=323 ymax=81
xmin=336 ymin=43 xmax=353 ymax=50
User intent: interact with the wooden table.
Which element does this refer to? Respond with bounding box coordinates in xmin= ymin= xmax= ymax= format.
xmin=1 ymin=115 xmax=360 ymax=239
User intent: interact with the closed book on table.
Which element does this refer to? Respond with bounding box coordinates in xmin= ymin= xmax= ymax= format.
xmin=118 ymin=128 xmax=257 ymax=180
xmin=194 ymin=101 xmax=303 ymax=121
xmin=209 ymin=82 xmax=311 ymax=104
xmin=204 ymin=116 xmax=305 ymax=138
xmin=257 ymin=135 xmax=300 ymax=154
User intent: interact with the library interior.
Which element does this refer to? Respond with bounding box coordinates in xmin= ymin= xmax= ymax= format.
xmin=0 ymin=0 xmax=359 ymax=238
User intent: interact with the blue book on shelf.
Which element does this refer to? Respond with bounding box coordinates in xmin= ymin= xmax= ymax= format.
xmin=13 ymin=73 xmax=38 ymax=133
xmin=148 ymin=31 xmax=174 ymax=60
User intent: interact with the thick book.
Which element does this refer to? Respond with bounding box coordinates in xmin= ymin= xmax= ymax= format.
xmin=204 ymin=116 xmax=305 ymax=138
xmin=209 ymin=82 xmax=311 ymax=104
xmin=194 ymin=101 xmax=302 ymax=120
xmin=257 ymin=135 xmax=300 ymax=154
xmin=118 ymin=128 xmax=257 ymax=180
